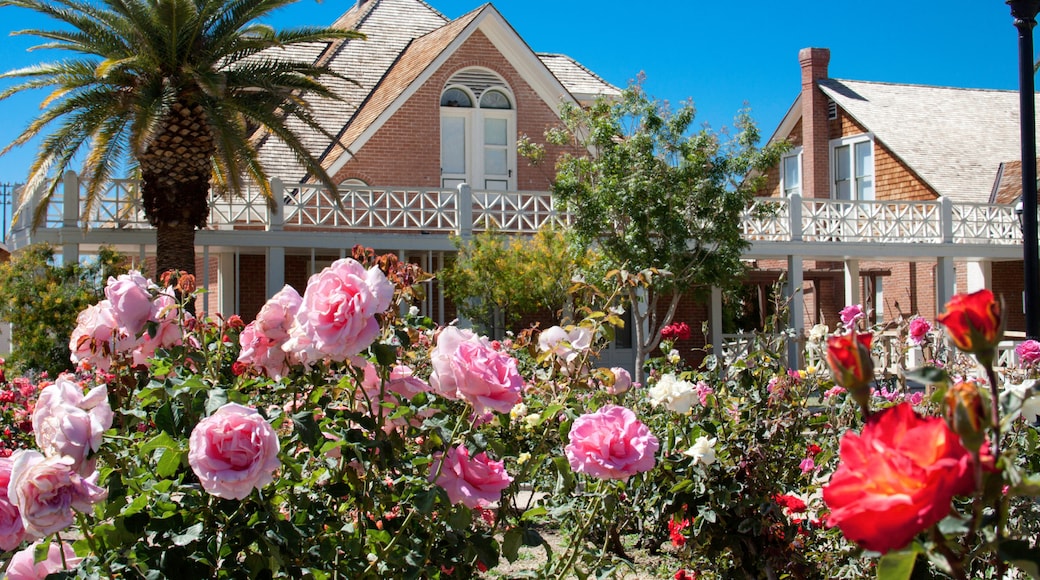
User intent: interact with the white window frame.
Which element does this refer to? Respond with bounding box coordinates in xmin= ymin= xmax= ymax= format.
xmin=780 ymin=146 xmax=802 ymax=197
xmin=440 ymin=84 xmax=516 ymax=191
xmin=830 ymin=134 xmax=875 ymax=201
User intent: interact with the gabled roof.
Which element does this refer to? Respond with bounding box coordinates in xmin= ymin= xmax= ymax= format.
xmin=318 ymin=6 xmax=484 ymax=173
xmin=537 ymin=53 xmax=620 ymax=105
xmin=256 ymin=0 xmax=449 ymax=180
xmin=255 ymin=0 xmax=617 ymax=183
xmin=769 ymin=78 xmax=1040 ymax=203
xmin=320 ymin=3 xmax=599 ymax=177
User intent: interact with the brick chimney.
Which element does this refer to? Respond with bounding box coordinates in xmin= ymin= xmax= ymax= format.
xmin=799 ymin=48 xmax=831 ymax=199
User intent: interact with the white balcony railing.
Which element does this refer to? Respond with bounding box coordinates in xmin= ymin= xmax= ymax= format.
xmin=18 ymin=176 xmax=1024 ymax=248
xmin=741 ymin=195 xmax=1021 ymax=246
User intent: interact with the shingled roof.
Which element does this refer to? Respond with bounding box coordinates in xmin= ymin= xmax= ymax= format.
xmin=537 ymin=53 xmax=621 ymax=105
xmin=255 ymin=0 xmax=617 ymax=183
xmin=815 ymin=79 xmax=1040 ymax=203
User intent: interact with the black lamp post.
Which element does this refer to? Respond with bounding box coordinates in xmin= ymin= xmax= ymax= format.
xmin=1010 ymin=0 xmax=1040 ymax=339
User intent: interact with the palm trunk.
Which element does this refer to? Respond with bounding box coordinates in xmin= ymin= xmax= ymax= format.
xmin=155 ymin=220 xmax=197 ymax=279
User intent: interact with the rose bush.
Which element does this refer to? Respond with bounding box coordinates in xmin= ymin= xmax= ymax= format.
xmin=2 ymin=248 xmax=1040 ymax=579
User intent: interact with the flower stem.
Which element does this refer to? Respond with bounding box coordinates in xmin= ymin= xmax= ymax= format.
xmin=984 ymin=362 xmax=1006 ymax=580
xmin=549 ymin=485 xmax=604 ymax=580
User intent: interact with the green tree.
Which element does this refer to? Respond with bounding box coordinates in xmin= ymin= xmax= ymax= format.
xmin=0 ymin=0 xmax=361 ymax=278
xmin=536 ymin=84 xmax=785 ymax=381
xmin=0 ymin=244 xmax=125 ymax=376
xmin=441 ymin=225 xmax=589 ymax=336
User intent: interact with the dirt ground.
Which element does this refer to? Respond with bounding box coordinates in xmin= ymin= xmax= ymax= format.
xmin=484 ymin=529 xmax=679 ymax=579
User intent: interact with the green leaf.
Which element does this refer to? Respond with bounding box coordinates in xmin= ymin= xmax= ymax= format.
xmin=33 ymin=536 xmax=52 ymax=563
xmin=293 ymin=410 xmax=320 ymax=448
xmin=156 ymin=448 xmax=183 ymax=478
xmin=205 ymin=388 xmax=228 ymax=415
xmin=171 ymin=522 xmax=203 ymax=546
xmin=999 ymin=539 xmax=1040 ymax=579
xmin=140 ymin=432 xmax=178 ymax=455
xmin=503 ymin=527 xmax=523 ymax=563
xmin=876 ymin=549 xmax=918 ymax=580
xmin=520 ymin=506 xmax=546 ymax=522
xmin=371 ymin=342 xmax=397 ymax=367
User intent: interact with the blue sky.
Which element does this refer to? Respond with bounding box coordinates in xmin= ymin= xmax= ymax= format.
xmin=0 ymin=0 xmax=1033 ymax=183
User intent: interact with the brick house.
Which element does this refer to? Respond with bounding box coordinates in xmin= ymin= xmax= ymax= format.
xmin=10 ymin=30 xmax=1028 ymax=371
xmin=745 ymin=47 xmax=1030 ymax=347
xmin=11 ymin=0 xmax=620 ymax=332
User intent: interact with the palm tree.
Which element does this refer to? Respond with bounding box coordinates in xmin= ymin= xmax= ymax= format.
xmin=0 ymin=0 xmax=361 ymax=278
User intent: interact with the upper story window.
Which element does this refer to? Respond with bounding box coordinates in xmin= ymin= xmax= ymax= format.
xmin=440 ymin=88 xmax=472 ymax=108
xmin=780 ymin=147 xmax=802 ymax=197
xmin=832 ymin=135 xmax=875 ymax=201
xmin=440 ymin=68 xmax=516 ymax=191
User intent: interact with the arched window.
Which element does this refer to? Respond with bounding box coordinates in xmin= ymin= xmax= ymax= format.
xmin=440 ymin=87 xmax=473 ymax=108
xmin=440 ymin=69 xmax=516 ymax=190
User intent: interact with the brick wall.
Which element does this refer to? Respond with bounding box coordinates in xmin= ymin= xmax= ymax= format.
xmin=995 ymin=261 xmax=1026 ymax=333
xmin=334 ymin=29 xmax=568 ymax=191
xmin=239 ymin=254 xmax=267 ymax=320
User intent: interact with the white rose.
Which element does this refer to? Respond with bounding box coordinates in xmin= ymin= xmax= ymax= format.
xmin=647 ymin=373 xmax=699 ymax=413
xmin=684 ymin=435 xmax=718 ymax=466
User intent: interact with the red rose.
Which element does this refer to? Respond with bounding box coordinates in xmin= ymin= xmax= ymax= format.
xmin=936 ymin=289 xmax=1002 ymax=360
xmin=823 ymin=403 xmax=978 ymax=554
xmin=825 ymin=332 xmax=874 ymax=404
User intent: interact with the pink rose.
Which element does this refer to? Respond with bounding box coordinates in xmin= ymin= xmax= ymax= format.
xmin=188 ymin=403 xmax=280 ymax=500
xmin=132 ymin=290 xmax=186 ymax=368
xmin=429 ymin=327 xmax=523 ymax=415
xmin=605 ymin=367 xmax=632 ymax=395
xmin=430 ymin=446 xmax=512 ymax=508
xmin=565 ymin=405 xmax=658 ymax=481
xmin=0 ymin=457 xmax=26 ymax=551
xmin=105 ymin=270 xmax=154 ymax=337
xmin=538 ymin=325 xmax=593 ymax=366
xmin=839 ymin=304 xmax=864 ymax=328
xmin=908 ymin=316 xmax=932 ymax=346
xmin=361 ymin=362 xmax=430 ymax=401
xmin=68 ymin=301 xmax=128 ymax=372
xmin=284 ymin=259 xmax=393 ymax=364
xmin=7 ymin=451 xmax=107 ymax=538
xmin=32 ymin=376 xmax=113 ymax=475
xmin=238 ymin=323 xmax=284 ymax=379
xmin=239 ymin=286 xmax=303 ymax=378
xmin=257 ymin=285 xmax=302 ymax=342
xmin=1017 ymin=339 xmax=1040 ymax=367
xmin=5 ymin=541 xmax=81 ymax=579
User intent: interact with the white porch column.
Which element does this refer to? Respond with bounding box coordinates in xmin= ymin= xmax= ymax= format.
xmin=936 ymin=257 xmax=956 ymax=313
xmin=965 ymin=261 xmax=991 ymax=293
xmin=266 ymin=247 xmax=285 ymax=300
xmin=62 ymin=171 xmax=80 ymax=264
xmin=710 ymin=286 xmax=724 ymax=360
xmin=457 ymin=183 xmax=472 ymax=240
xmin=787 ymin=255 xmax=804 ymax=369
xmin=844 ymin=259 xmax=860 ymax=306
xmin=268 ymin=178 xmax=284 ymax=232
xmin=218 ymin=252 xmax=236 ymax=316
